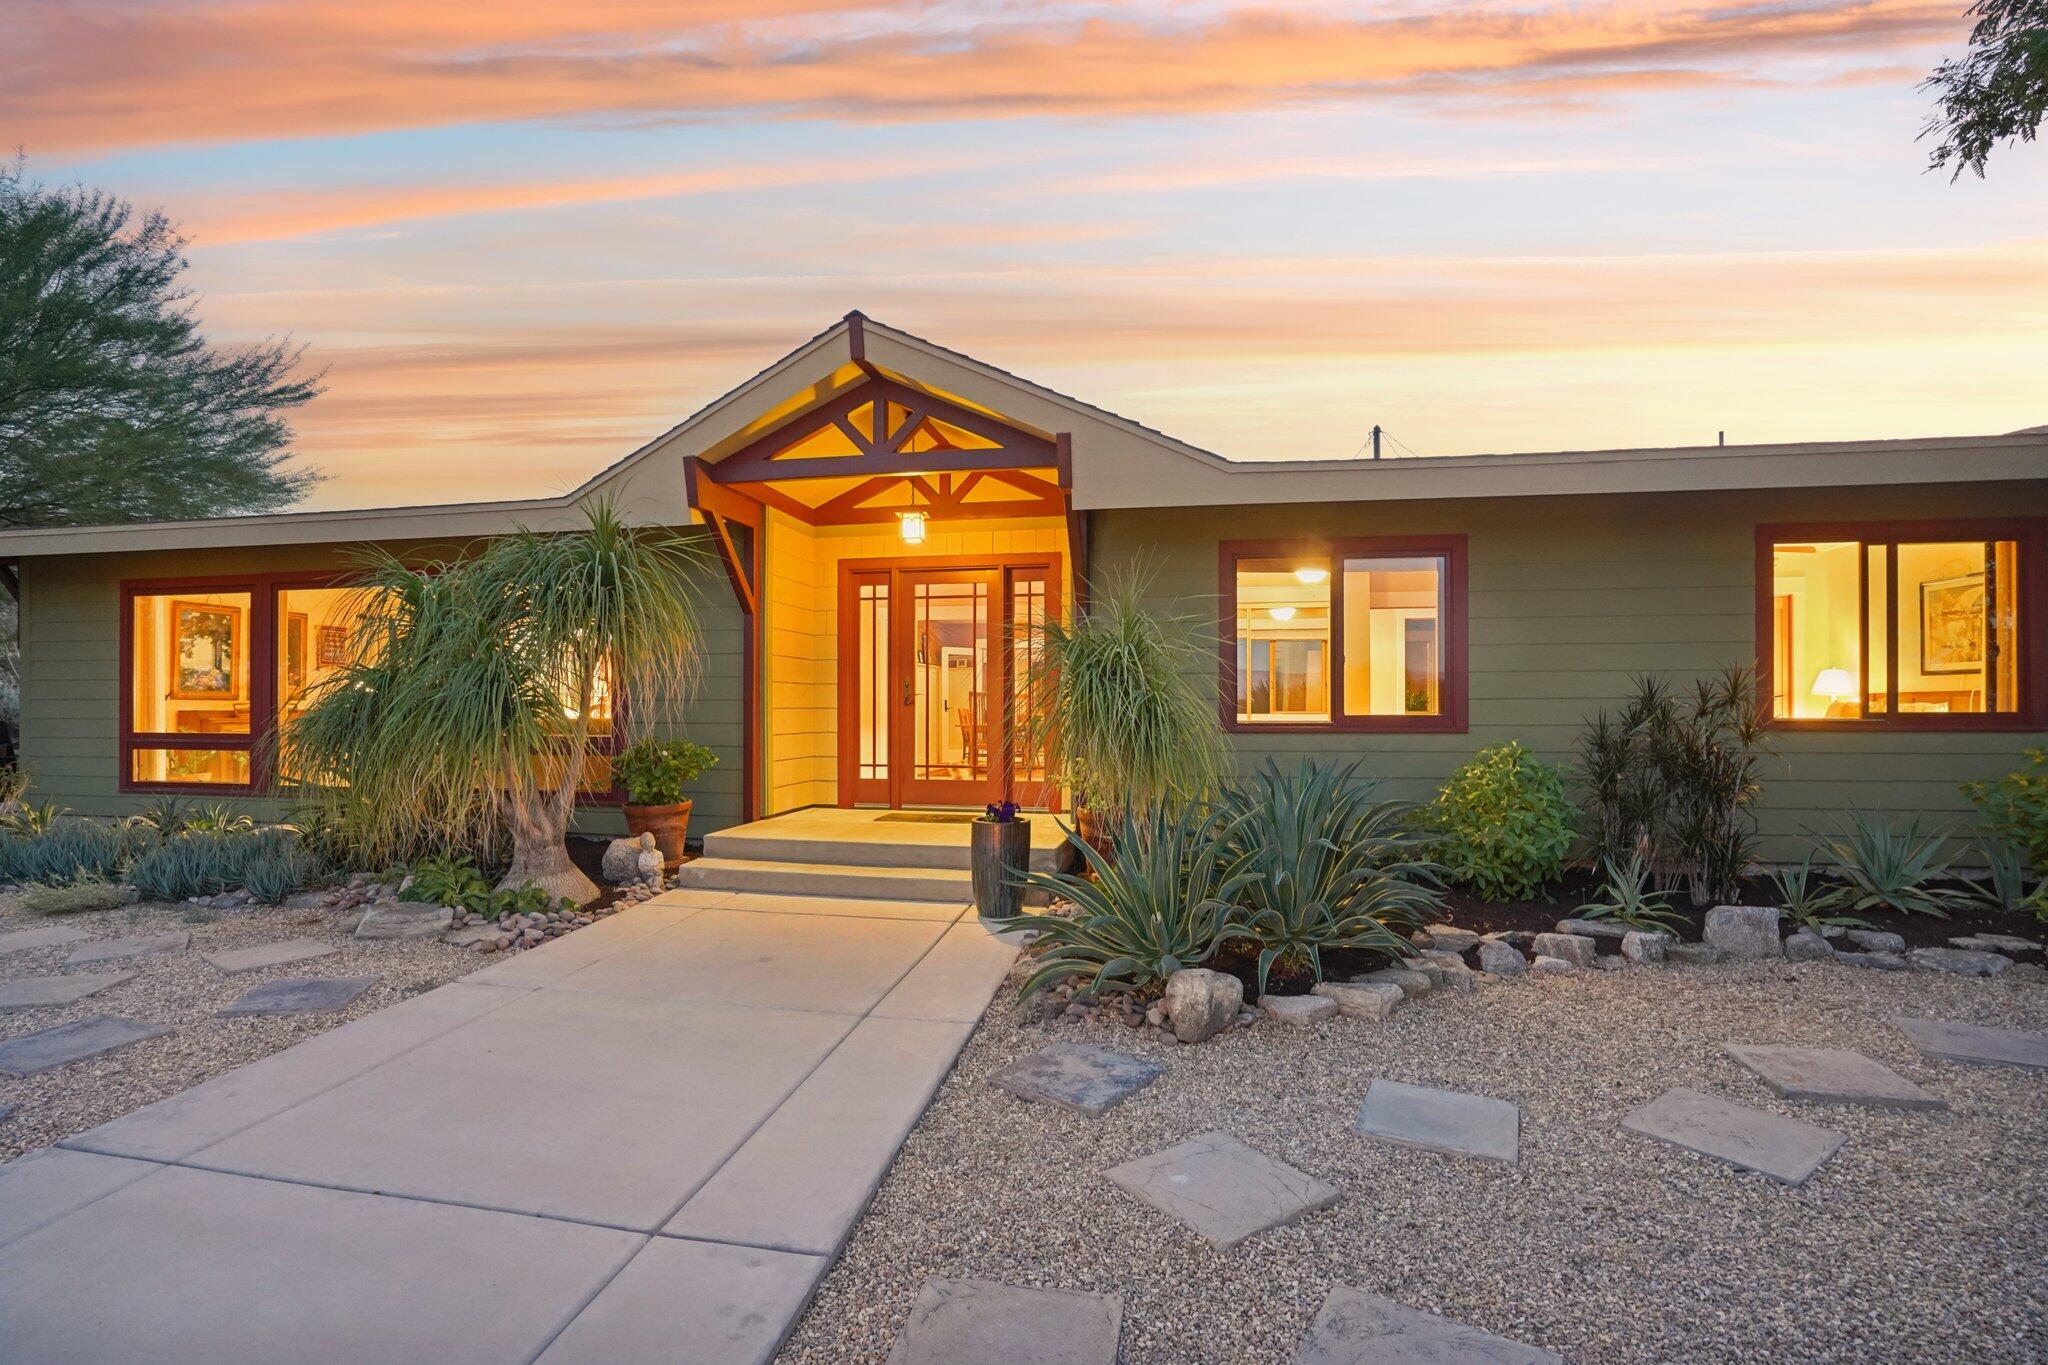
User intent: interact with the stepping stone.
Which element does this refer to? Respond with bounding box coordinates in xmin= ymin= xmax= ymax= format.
xmin=1105 ymin=1130 xmax=1339 ymax=1248
xmin=1895 ymin=1016 xmax=2048 ymax=1071
xmin=202 ymin=938 xmax=338 ymax=975
xmin=0 ymin=970 xmax=137 ymax=1012
xmin=0 ymin=923 xmax=90 ymax=957
xmin=66 ymin=932 xmax=188 ymax=966
xmin=355 ymin=902 xmax=453 ymax=940
xmin=887 ymin=1277 xmax=1121 ymax=1365
xmin=1621 ymin=1087 xmax=1844 ymax=1186
xmin=1295 ymin=1287 xmax=1560 ymax=1364
xmin=0 ymin=1016 xmax=173 ymax=1075
xmin=1723 ymin=1044 xmax=1946 ymax=1111
xmin=218 ymin=976 xmax=378 ymax=1017
xmin=1352 ymin=1079 xmax=1520 ymax=1164
xmin=988 ymin=1042 xmax=1163 ymax=1117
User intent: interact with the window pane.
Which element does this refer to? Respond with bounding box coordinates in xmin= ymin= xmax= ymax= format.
xmin=1341 ymin=556 xmax=1444 ymax=716
xmin=1235 ymin=557 xmax=1331 ymax=722
xmin=131 ymin=747 xmax=250 ymax=786
xmin=1865 ymin=544 xmax=1888 ymax=716
xmin=131 ymin=591 xmax=253 ymax=736
xmin=1896 ymin=540 xmax=2013 ymax=715
xmin=1769 ymin=542 xmax=1860 ymax=719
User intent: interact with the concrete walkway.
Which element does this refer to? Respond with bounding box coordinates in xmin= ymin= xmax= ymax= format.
xmin=0 ymin=889 xmax=1019 ymax=1363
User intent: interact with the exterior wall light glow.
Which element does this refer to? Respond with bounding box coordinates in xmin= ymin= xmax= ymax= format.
xmin=898 ymin=510 xmax=928 ymax=545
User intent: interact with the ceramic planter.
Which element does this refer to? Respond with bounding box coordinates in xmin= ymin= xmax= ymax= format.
xmin=971 ymin=816 xmax=1031 ymax=920
xmin=623 ymin=799 xmax=692 ymax=870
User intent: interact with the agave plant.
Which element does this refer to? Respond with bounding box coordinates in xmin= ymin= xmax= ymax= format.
xmin=0 ymin=799 xmax=70 ymax=837
xmin=1960 ymin=841 xmax=2048 ymax=921
xmin=1010 ymin=802 xmax=1255 ymax=999
xmin=128 ymin=796 xmax=190 ymax=837
xmin=180 ymin=801 xmax=256 ymax=835
xmin=1768 ymin=854 xmax=1869 ymax=932
xmin=1216 ymin=758 xmax=1440 ymax=996
xmin=1810 ymin=812 xmax=1971 ymax=919
xmin=1574 ymin=851 xmax=1687 ymax=932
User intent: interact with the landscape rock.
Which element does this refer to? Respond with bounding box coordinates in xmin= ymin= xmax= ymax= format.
xmin=1784 ymin=932 xmax=1835 ymax=963
xmin=1594 ymin=955 xmax=1627 ymax=971
xmin=1704 ymin=905 xmax=1783 ymax=960
xmin=1261 ymin=994 xmax=1338 ymax=1025
xmin=1950 ymin=933 xmax=2041 ymax=954
xmin=443 ymin=925 xmax=503 ymax=948
xmin=2011 ymin=962 xmax=2048 ymax=983
xmin=1667 ymin=942 xmax=1725 ymax=966
xmin=601 ymin=832 xmax=658 ymax=884
xmin=1355 ymin=967 xmax=1431 ymax=998
xmin=1476 ymin=940 xmax=1526 ymax=976
xmin=354 ymin=902 xmax=454 ymax=940
xmin=1529 ymin=955 xmax=1576 ymax=975
xmin=1414 ymin=950 xmax=1476 ymax=992
xmin=1311 ymin=980 xmax=1405 ymax=1020
xmin=1531 ymin=932 xmax=1596 ymax=968
xmin=1847 ymin=929 xmax=1906 ymax=953
xmin=1621 ymin=930 xmax=1670 ymax=965
xmin=1483 ymin=930 xmax=1537 ymax=948
xmin=1419 ymin=924 xmax=1480 ymax=953
xmin=1554 ymin=917 xmax=1628 ymax=941
xmin=1839 ymin=950 xmax=1908 ymax=972
xmin=1162 ymin=968 xmax=1243 ymax=1043
xmin=1906 ymin=947 xmax=2012 ymax=977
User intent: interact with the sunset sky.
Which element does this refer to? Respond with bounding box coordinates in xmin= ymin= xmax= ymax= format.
xmin=15 ymin=0 xmax=2047 ymax=510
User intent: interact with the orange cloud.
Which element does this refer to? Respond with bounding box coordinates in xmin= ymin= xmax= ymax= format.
xmin=13 ymin=1 xmax=1964 ymax=153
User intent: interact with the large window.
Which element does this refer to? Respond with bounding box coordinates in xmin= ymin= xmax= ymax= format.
xmin=1222 ymin=537 xmax=1466 ymax=732
xmin=1760 ymin=522 xmax=2038 ymax=727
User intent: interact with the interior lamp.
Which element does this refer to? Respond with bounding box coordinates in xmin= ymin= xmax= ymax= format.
xmin=1294 ymin=566 xmax=1329 ymax=585
xmin=1269 ymin=605 xmax=1296 ymax=621
xmin=1811 ymin=668 xmax=1855 ymax=707
xmin=898 ymin=509 xmax=927 ymax=545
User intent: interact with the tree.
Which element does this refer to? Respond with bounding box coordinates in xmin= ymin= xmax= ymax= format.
xmin=279 ymin=504 xmax=708 ymax=904
xmin=0 ymin=159 xmax=322 ymax=527
xmin=1922 ymin=0 xmax=2048 ymax=179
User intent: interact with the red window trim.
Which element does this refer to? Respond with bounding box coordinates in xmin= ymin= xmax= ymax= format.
xmin=1218 ymin=535 xmax=1469 ymax=735
xmin=1754 ymin=517 xmax=2047 ymax=733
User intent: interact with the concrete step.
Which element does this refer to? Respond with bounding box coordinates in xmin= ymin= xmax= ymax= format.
xmin=672 ymin=857 xmax=978 ymax=903
xmin=700 ymin=827 xmax=1065 ymax=873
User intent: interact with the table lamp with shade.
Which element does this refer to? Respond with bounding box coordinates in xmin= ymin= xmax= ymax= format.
xmin=1811 ymin=667 xmax=1856 ymax=718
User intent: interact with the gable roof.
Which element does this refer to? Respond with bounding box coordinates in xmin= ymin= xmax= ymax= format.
xmin=1 ymin=312 xmax=2043 ymax=556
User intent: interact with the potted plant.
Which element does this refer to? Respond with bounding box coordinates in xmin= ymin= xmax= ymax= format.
xmin=615 ymin=737 xmax=719 ymax=869
xmin=973 ymin=800 xmax=1031 ymax=919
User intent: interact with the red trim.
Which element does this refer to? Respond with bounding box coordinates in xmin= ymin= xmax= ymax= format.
xmin=1755 ymin=517 xmax=2047 ymax=732
xmin=1217 ymin=536 xmax=1469 ymax=735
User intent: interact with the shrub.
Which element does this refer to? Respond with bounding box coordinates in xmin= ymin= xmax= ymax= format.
xmin=1961 ymin=842 xmax=2048 ymax=920
xmin=0 ymin=799 xmax=70 ymax=836
xmin=1011 ymin=802 xmax=1254 ymax=998
xmin=243 ymin=843 xmax=328 ymax=905
xmin=0 ymin=819 xmax=154 ymax=886
xmin=16 ymin=879 xmax=134 ymax=915
xmin=615 ymin=738 xmax=719 ymax=806
xmin=1573 ymin=851 xmax=1686 ymax=932
xmin=1767 ymin=855 xmax=1868 ymax=932
xmin=1811 ymin=813 xmax=1971 ymax=919
xmin=127 ymin=828 xmax=300 ymax=902
xmin=1577 ymin=667 xmax=1773 ymax=905
xmin=181 ymin=801 xmax=255 ymax=835
xmin=399 ymin=854 xmax=495 ymax=915
xmin=490 ymin=882 xmax=561 ymax=918
xmin=1963 ymin=749 xmax=2048 ymax=873
xmin=1217 ymin=758 xmax=1438 ymax=995
xmin=1428 ymin=741 xmax=1575 ymax=901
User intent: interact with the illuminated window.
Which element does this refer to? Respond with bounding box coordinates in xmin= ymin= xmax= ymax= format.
xmin=1765 ymin=527 xmax=2028 ymax=724
xmin=1225 ymin=539 xmax=1465 ymax=731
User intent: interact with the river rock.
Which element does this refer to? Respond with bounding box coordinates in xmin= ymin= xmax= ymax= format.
xmin=1164 ymin=968 xmax=1243 ymax=1043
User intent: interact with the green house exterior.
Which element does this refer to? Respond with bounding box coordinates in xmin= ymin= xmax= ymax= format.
xmin=5 ymin=315 xmax=2042 ymax=861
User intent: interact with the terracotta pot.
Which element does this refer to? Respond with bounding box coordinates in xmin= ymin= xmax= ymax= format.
xmin=623 ymin=799 xmax=692 ymax=870
xmin=971 ymin=816 xmax=1031 ymax=920
xmin=1073 ymin=806 xmax=1116 ymax=866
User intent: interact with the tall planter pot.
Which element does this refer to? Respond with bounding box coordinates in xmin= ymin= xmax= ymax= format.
xmin=971 ymin=817 xmax=1031 ymax=920
xmin=623 ymin=799 xmax=692 ymax=871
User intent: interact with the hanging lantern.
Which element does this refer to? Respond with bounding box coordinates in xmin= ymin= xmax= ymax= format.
xmin=899 ymin=509 xmax=928 ymax=545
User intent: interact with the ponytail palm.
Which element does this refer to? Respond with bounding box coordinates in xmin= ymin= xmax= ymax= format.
xmin=278 ymin=503 xmax=708 ymax=903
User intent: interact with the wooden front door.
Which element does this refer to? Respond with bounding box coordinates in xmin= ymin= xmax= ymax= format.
xmin=838 ymin=556 xmax=1059 ymax=809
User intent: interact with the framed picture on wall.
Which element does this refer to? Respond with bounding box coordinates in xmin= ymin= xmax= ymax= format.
xmin=317 ymin=624 xmax=348 ymax=667
xmin=283 ymin=612 xmax=309 ymax=699
xmin=1919 ymin=572 xmax=1986 ymax=676
xmin=167 ymin=600 xmax=244 ymax=700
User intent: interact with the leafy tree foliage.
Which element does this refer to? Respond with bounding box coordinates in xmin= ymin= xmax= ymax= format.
xmin=1923 ymin=0 xmax=2048 ymax=179
xmin=0 ymin=160 xmax=322 ymax=527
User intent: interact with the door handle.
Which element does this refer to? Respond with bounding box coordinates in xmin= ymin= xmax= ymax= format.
xmin=902 ymin=679 xmax=912 ymax=707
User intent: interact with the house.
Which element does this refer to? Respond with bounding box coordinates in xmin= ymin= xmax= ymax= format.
xmin=2 ymin=313 xmax=2042 ymax=868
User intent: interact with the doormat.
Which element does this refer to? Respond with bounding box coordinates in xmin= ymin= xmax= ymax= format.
xmin=876 ymin=812 xmax=979 ymax=825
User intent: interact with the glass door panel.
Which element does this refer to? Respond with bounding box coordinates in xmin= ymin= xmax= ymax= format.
xmin=899 ymin=570 xmax=995 ymax=806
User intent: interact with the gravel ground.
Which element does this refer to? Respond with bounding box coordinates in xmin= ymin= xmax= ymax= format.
xmin=780 ymin=958 xmax=2048 ymax=1364
xmin=0 ymin=892 xmax=477 ymax=1162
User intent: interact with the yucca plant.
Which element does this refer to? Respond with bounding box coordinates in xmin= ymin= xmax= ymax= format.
xmin=1216 ymin=758 xmax=1439 ymax=996
xmin=277 ymin=502 xmax=708 ymax=903
xmin=1768 ymin=854 xmax=1869 ymax=932
xmin=1961 ymin=841 xmax=2048 ymax=921
xmin=1010 ymin=802 xmax=1255 ymax=999
xmin=1017 ymin=564 xmax=1223 ymax=821
xmin=1810 ymin=813 xmax=1971 ymax=919
xmin=1574 ymin=850 xmax=1687 ymax=932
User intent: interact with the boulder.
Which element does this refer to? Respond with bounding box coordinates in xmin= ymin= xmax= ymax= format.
xmin=354 ymin=902 xmax=454 ymax=940
xmin=1530 ymin=955 xmax=1576 ymax=975
xmin=1907 ymin=947 xmax=2012 ymax=977
xmin=1419 ymin=924 xmax=1481 ymax=954
xmin=1531 ymin=932 xmax=1597 ymax=969
xmin=1838 ymin=950 xmax=1908 ymax=972
xmin=1483 ymin=930 xmax=1537 ymax=948
xmin=601 ymin=832 xmax=658 ymax=884
xmin=1595 ymin=955 xmax=1628 ymax=971
xmin=1667 ymin=942 xmax=1725 ymax=966
xmin=1846 ymin=929 xmax=1906 ymax=953
xmin=1262 ymin=994 xmax=1338 ymax=1025
xmin=1163 ymin=968 xmax=1243 ymax=1043
xmin=1356 ymin=967 xmax=1432 ymax=998
xmin=1555 ymin=917 xmax=1628 ymax=941
xmin=1477 ymin=940 xmax=1527 ymax=977
xmin=1704 ymin=905 xmax=1783 ymax=960
xmin=1621 ymin=930 xmax=1670 ymax=965
xmin=1784 ymin=931 xmax=1835 ymax=963
xmin=1414 ymin=950 xmax=1476 ymax=992
xmin=1311 ymin=980 xmax=1406 ymax=1020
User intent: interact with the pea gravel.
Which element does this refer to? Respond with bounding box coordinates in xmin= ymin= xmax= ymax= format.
xmin=778 ymin=958 xmax=2048 ymax=1364
xmin=0 ymin=892 xmax=477 ymax=1162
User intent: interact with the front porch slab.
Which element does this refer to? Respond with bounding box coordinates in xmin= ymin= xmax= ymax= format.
xmin=537 ymin=1236 xmax=826 ymax=1365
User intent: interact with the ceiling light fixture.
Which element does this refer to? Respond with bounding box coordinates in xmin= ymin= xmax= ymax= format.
xmin=1269 ymin=605 xmax=1296 ymax=621
xmin=1294 ymin=567 xmax=1329 ymax=585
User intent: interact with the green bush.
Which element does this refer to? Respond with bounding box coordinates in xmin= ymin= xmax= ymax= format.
xmin=1811 ymin=813 xmax=1971 ymax=919
xmin=1428 ymin=742 xmax=1575 ymax=901
xmin=17 ymin=879 xmax=135 ymax=915
xmin=1216 ymin=759 xmax=1439 ymax=996
xmin=490 ymin=882 xmax=561 ymax=918
xmin=1011 ymin=802 xmax=1255 ymax=998
xmin=1963 ymin=749 xmax=2048 ymax=873
xmin=614 ymin=738 xmax=719 ymax=806
xmin=399 ymin=854 xmax=495 ymax=914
